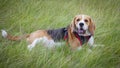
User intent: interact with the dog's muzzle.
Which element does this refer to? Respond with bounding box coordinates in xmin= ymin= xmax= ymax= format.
xmin=76 ymin=22 xmax=86 ymax=34
xmin=77 ymin=28 xmax=86 ymax=34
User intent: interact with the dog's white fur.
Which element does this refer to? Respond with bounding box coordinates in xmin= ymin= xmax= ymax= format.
xmin=1 ymin=30 xmax=8 ymax=38
xmin=27 ymin=37 xmax=55 ymax=50
xmin=88 ymin=36 xmax=94 ymax=46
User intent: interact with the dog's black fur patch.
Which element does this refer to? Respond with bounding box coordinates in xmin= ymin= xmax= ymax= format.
xmin=47 ymin=28 xmax=67 ymax=42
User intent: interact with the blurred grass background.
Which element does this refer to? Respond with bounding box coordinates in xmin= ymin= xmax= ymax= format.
xmin=0 ymin=0 xmax=120 ymax=68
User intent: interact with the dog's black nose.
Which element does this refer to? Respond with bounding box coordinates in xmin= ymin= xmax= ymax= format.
xmin=79 ymin=23 xmax=84 ymax=27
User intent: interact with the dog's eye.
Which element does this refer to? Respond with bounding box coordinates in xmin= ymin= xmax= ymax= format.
xmin=84 ymin=19 xmax=88 ymax=22
xmin=76 ymin=19 xmax=80 ymax=21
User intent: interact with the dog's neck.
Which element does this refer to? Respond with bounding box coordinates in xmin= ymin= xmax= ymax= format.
xmin=73 ymin=31 xmax=92 ymax=45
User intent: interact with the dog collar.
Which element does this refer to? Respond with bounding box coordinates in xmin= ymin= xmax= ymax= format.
xmin=73 ymin=32 xmax=91 ymax=45
xmin=64 ymin=31 xmax=91 ymax=46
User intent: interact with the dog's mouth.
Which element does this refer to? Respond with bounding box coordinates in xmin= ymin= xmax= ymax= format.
xmin=77 ymin=28 xmax=86 ymax=34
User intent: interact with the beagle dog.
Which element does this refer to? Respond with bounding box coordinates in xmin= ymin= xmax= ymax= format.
xmin=1 ymin=14 xmax=95 ymax=50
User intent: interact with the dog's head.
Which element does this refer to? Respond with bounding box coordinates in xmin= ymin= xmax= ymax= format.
xmin=70 ymin=14 xmax=95 ymax=36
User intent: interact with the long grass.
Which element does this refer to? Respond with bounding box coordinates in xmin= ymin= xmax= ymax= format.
xmin=0 ymin=0 xmax=120 ymax=68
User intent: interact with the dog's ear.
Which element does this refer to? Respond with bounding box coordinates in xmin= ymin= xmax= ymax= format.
xmin=88 ymin=17 xmax=95 ymax=35
xmin=70 ymin=16 xmax=76 ymax=32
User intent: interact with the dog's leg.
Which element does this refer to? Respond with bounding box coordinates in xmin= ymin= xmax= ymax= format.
xmin=27 ymin=38 xmax=42 ymax=51
xmin=88 ymin=36 xmax=94 ymax=52
xmin=27 ymin=37 xmax=56 ymax=51
xmin=78 ymin=35 xmax=94 ymax=51
xmin=88 ymin=36 xmax=94 ymax=46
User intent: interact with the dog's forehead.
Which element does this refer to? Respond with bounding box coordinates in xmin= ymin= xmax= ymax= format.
xmin=75 ymin=15 xmax=90 ymax=19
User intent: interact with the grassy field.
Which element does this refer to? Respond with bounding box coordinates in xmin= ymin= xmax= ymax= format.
xmin=0 ymin=0 xmax=120 ymax=68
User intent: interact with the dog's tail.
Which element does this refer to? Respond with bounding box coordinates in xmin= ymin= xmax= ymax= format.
xmin=1 ymin=30 xmax=29 ymax=41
